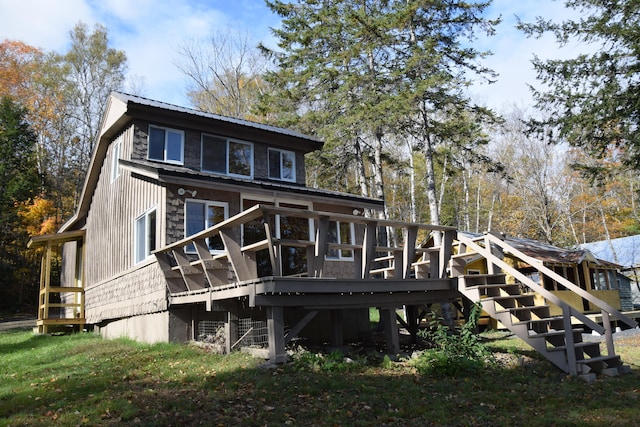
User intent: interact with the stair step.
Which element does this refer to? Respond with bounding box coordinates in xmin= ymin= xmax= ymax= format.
xmin=490 ymin=295 xmax=536 ymax=309
xmin=576 ymin=355 xmax=622 ymax=374
xmin=464 ymin=284 xmax=522 ymax=297
xmin=495 ymin=305 xmax=550 ymax=315
xmin=547 ymin=341 xmax=601 ymax=353
xmin=528 ymin=328 xmax=583 ymax=338
xmin=515 ymin=316 xmax=565 ymax=331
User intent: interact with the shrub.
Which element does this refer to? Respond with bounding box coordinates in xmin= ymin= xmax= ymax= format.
xmin=291 ymin=348 xmax=357 ymax=373
xmin=413 ymin=302 xmax=495 ymax=376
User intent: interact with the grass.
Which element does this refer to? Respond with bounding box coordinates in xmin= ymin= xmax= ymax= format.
xmin=1 ymin=327 xmax=640 ymax=426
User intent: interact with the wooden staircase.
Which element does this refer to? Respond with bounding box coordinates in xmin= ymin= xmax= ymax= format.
xmin=454 ymin=233 xmax=638 ymax=380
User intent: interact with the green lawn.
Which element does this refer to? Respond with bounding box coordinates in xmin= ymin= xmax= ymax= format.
xmin=1 ymin=327 xmax=639 ymax=426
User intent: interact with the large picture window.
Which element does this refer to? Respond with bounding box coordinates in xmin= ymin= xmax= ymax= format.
xmin=202 ymin=134 xmax=253 ymax=177
xmin=185 ymin=200 xmax=228 ymax=253
xmin=148 ymin=125 xmax=184 ymax=164
xmin=135 ymin=208 xmax=157 ymax=264
xmin=268 ymin=148 xmax=296 ymax=182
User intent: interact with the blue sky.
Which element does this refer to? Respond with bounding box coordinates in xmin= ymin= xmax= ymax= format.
xmin=0 ymin=0 xmax=581 ymax=113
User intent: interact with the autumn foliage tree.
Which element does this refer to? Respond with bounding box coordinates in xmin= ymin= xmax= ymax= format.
xmin=0 ymin=97 xmax=41 ymax=311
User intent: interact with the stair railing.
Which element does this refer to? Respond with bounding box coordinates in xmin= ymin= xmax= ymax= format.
xmin=456 ymin=233 xmax=638 ymax=372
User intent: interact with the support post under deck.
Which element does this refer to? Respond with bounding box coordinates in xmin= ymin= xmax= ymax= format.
xmin=267 ymin=306 xmax=287 ymax=363
xmin=330 ymin=309 xmax=344 ymax=347
xmin=380 ymin=308 xmax=400 ymax=354
xmin=225 ymin=300 xmax=239 ymax=354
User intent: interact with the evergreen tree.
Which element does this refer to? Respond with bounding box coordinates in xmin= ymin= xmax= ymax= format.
xmin=0 ymin=97 xmax=41 ymax=311
xmin=519 ymin=0 xmax=640 ymax=172
xmin=260 ymin=0 xmax=500 ymax=229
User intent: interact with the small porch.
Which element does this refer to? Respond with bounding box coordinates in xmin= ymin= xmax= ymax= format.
xmin=27 ymin=230 xmax=86 ymax=334
xmin=153 ymin=205 xmax=458 ymax=361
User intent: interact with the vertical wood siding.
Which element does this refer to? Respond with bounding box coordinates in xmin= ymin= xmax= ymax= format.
xmin=84 ymin=124 xmax=167 ymax=323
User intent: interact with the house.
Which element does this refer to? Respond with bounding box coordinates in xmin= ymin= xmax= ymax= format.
xmin=579 ymin=235 xmax=640 ymax=310
xmin=28 ymin=92 xmax=457 ymax=357
xmin=28 ymin=93 xmax=637 ymax=378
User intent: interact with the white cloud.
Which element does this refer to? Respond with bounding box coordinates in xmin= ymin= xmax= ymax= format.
xmin=1 ymin=0 xmax=595 ymax=113
xmin=0 ymin=0 xmax=94 ymax=50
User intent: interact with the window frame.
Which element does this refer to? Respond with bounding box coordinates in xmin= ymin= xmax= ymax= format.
xmin=201 ymin=133 xmax=253 ymax=178
xmin=326 ymin=220 xmax=355 ymax=261
xmin=184 ymin=199 xmax=229 ymax=254
xmin=268 ymin=148 xmax=296 ymax=182
xmin=134 ymin=207 xmax=157 ymax=265
xmin=111 ymin=136 xmax=121 ymax=182
xmin=148 ymin=125 xmax=184 ymax=165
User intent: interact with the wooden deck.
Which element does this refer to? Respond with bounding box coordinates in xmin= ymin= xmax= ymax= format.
xmin=169 ymin=276 xmax=458 ymax=308
xmin=153 ymin=205 xmax=458 ymax=360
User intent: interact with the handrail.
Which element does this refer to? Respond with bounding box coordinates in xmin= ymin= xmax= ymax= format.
xmin=482 ymin=233 xmax=637 ymax=330
xmin=154 ymin=204 xmax=455 ymax=285
xmin=456 ymin=233 xmax=607 ymax=334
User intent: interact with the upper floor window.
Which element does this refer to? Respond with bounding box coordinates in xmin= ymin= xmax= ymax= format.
xmin=148 ymin=125 xmax=184 ymax=164
xmin=185 ymin=199 xmax=228 ymax=254
xmin=268 ymin=148 xmax=296 ymax=182
xmin=134 ymin=207 xmax=157 ymax=264
xmin=111 ymin=137 xmax=121 ymax=182
xmin=202 ymin=134 xmax=253 ymax=178
xmin=327 ymin=221 xmax=354 ymax=260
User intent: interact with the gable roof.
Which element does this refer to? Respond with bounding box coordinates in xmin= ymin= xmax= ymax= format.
xmin=579 ymin=235 xmax=640 ymax=269
xmin=458 ymin=232 xmax=615 ymax=267
xmin=507 ymin=236 xmax=603 ymax=265
xmin=60 ymin=92 xmax=325 ymax=232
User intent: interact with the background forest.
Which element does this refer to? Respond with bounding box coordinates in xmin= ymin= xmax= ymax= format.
xmin=1 ymin=0 xmax=639 ymax=314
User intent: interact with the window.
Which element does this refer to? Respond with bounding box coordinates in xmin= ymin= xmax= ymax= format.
xmin=241 ymin=198 xmax=313 ymax=276
xmin=268 ymin=148 xmax=296 ymax=182
xmin=111 ymin=137 xmax=121 ymax=182
xmin=327 ymin=221 xmax=354 ymax=260
xmin=135 ymin=208 xmax=156 ymax=264
xmin=185 ymin=200 xmax=228 ymax=253
xmin=202 ymin=134 xmax=253 ymax=177
xmin=148 ymin=125 xmax=184 ymax=164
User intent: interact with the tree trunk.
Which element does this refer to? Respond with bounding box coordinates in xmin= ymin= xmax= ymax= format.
xmin=424 ymin=134 xmax=441 ymax=245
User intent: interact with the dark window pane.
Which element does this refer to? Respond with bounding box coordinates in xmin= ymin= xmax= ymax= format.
xmin=229 ymin=141 xmax=251 ymax=176
xmin=269 ymin=149 xmax=281 ymax=179
xmin=185 ymin=201 xmax=205 ymax=253
xmin=202 ymin=135 xmax=227 ymax=173
xmin=148 ymin=127 xmax=165 ymax=160
xmin=327 ymin=221 xmax=339 ymax=258
xmin=207 ymin=205 xmax=225 ymax=251
xmin=148 ymin=210 xmax=156 ymax=253
xmin=166 ymin=130 xmax=183 ymax=162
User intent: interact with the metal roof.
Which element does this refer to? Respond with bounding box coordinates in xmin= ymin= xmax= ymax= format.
xmin=580 ymin=235 xmax=640 ymax=268
xmin=111 ymin=91 xmax=323 ymax=145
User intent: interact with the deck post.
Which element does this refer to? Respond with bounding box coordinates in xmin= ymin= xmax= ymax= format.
xmin=267 ymin=306 xmax=287 ymax=363
xmin=380 ymin=308 xmax=400 ymax=354
xmin=361 ymin=221 xmax=377 ymax=279
xmin=330 ymin=309 xmax=344 ymax=347
xmin=225 ymin=300 xmax=239 ymax=354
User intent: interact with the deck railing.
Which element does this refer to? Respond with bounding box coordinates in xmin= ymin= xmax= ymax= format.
xmin=153 ymin=204 xmax=457 ymax=295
